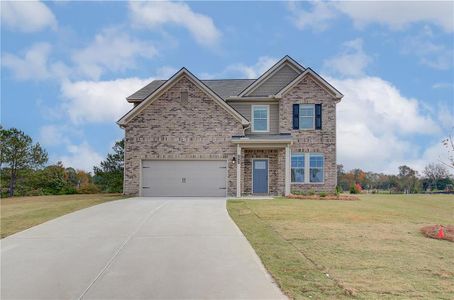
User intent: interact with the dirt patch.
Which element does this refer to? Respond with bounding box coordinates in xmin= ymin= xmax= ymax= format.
xmin=287 ymin=194 xmax=359 ymax=201
xmin=420 ymin=225 xmax=454 ymax=242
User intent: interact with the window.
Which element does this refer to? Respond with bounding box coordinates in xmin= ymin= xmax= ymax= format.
xmin=252 ymin=105 xmax=269 ymax=132
xmin=291 ymin=153 xmax=324 ymax=184
xmin=299 ymin=104 xmax=314 ymax=129
xmin=291 ymin=154 xmax=305 ymax=183
xmin=310 ymin=155 xmax=324 ymax=183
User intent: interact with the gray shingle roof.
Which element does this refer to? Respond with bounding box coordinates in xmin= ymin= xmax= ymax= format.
xmin=127 ymin=79 xmax=256 ymax=102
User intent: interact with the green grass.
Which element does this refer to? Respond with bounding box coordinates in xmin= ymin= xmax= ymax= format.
xmin=1 ymin=193 xmax=127 ymax=238
xmin=227 ymin=194 xmax=454 ymax=299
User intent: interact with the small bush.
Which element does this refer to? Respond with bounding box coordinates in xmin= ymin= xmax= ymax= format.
xmin=335 ymin=185 xmax=342 ymax=196
xmin=307 ymin=189 xmax=315 ymax=196
xmin=350 ymin=183 xmax=362 ymax=194
xmin=319 ymin=192 xmax=327 ymax=197
xmin=78 ymin=183 xmax=101 ymax=194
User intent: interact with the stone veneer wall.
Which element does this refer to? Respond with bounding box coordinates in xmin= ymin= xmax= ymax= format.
xmin=123 ymin=75 xmax=244 ymax=196
xmin=241 ymin=149 xmax=285 ymax=195
xmin=279 ymin=74 xmax=338 ymax=192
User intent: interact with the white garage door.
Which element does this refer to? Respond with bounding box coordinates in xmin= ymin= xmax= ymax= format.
xmin=141 ymin=160 xmax=227 ymax=197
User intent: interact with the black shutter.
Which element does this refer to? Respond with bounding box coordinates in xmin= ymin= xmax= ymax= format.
xmin=315 ymin=104 xmax=322 ymax=130
xmin=292 ymin=104 xmax=299 ymax=129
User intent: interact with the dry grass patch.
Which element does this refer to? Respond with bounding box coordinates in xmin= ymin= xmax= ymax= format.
xmin=228 ymin=194 xmax=454 ymax=299
xmin=1 ymin=194 xmax=127 ymax=238
xmin=420 ymin=224 xmax=454 ymax=242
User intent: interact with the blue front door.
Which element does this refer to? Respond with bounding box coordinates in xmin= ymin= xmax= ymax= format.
xmin=253 ymin=159 xmax=268 ymax=194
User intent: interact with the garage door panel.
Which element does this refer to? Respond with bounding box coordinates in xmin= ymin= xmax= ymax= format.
xmin=141 ymin=160 xmax=227 ymax=197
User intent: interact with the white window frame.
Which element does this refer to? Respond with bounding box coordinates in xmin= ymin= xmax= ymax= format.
xmin=291 ymin=153 xmax=324 ymax=184
xmin=299 ymin=104 xmax=315 ymax=130
xmin=309 ymin=154 xmax=324 ymax=183
xmin=251 ymin=105 xmax=270 ymax=133
xmin=291 ymin=154 xmax=305 ymax=184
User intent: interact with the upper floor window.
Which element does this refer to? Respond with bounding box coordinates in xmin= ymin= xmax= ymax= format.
xmin=299 ymin=104 xmax=315 ymax=129
xmin=292 ymin=104 xmax=322 ymax=130
xmin=251 ymin=105 xmax=269 ymax=132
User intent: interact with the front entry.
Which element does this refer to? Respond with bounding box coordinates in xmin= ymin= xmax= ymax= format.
xmin=252 ymin=159 xmax=268 ymax=194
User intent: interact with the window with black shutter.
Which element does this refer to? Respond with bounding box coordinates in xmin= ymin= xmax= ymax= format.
xmin=315 ymin=104 xmax=322 ymax=130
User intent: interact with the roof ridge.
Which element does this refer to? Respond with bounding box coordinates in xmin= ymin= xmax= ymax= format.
xmin=201 ymin=78 xmax=256 ymax=81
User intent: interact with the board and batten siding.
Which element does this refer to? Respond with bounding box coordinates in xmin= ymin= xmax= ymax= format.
xmin=248 ymin=65 xmax=300 ymax=97
xmin=229 ymin=102 xmax=279 ymax=134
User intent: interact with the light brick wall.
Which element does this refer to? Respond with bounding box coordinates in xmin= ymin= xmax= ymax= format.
xmin=123 ymin=75 xmax=244 ymax=196
xmin=279 ymin=74 xmax=338 ymax=192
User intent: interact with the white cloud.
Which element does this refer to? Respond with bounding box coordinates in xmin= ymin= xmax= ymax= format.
xmin=60 ymin=77 xmax=153 ymax=124
xmin=288 ymin=1 xmax=454 ymax=33
xmin=222 ymin=56 xmax=278 ymax=79
xmin=332 ymin=76 xmax=441 ymax=173
xmin=323 ymin=38 xmax=372 ymax=77
xmin=402 ymin=28 xmax=453 ymax=70
xmin=432 ymin=82 xmax=454 ymax=89
xmin=129 ymin=1 xmax=221 ymax=47
xmin=199 ymin=56 xmax=278 ymax=79
xmin=287 ymin=1 xmax=338 ymax=31
xmin=2 ymin=43 xmax=52 ymax=80
xmin=58 ymin=142 xmax=103 ymax=172
xmin=336 ymin=1 xmax=454 ymax=33
xmin=72 ymin=28 xmax=157 ymax=80
xmin=1 ymin=0 xmax=57 ymax=32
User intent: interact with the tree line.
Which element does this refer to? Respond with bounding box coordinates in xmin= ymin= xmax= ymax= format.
xmin=338 ymin=164 xmax=453 ymax=194
xmin=0 ymin=126 xmax=124 ymax=197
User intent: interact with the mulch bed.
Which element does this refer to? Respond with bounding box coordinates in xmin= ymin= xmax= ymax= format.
xmin=287 ymin=194 xmax=359 ymax=201
xmin=420 ymin=225 xmax=454 ymax=242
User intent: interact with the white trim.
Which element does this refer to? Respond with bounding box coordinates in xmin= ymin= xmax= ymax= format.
xmin=299 ymin=104 xmax=315 ymax=130
xmin=290 ymin=153 xmax=325 ymax=185
xmin=285 ymin=145 xmax=291 ymax=196
xmin=276 ymin=68 xmax=343 ymax=100
xmin=232 ymin=139 xmax=292 ymax=144
xmin=236 ymin=144 xmax=241 ymax=197
xmin=239 ymin=56 xmax=305 ymax=97
xmin=117 ymin=68 xmax=250 ymax=127
xmin=252 ymin=158 xmax=269 ymax=194
xmin=290 ymin=153 xmax=305 ymax=184
xmin=251 ymin=104 xmax=270 ymax=133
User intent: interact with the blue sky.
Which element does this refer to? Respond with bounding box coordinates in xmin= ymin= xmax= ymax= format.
xmin=1 ymin=1 xmax=453 ymax=174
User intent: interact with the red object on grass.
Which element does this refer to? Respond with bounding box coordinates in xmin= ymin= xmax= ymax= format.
xmin=437 ymin=226 xmax=445 ymax=239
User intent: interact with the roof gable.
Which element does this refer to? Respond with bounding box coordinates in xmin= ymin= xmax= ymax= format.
xmin=117 ymin=68 xmax=250 ymax=127
xmin=276 ymin=68 xmax=343 ymax=100
xmin=238 ymin=55 xmax=305 ymax=97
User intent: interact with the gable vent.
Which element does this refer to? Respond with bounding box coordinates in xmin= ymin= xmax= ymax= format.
xmin=180 ymin=91 xmax=188 ymax=103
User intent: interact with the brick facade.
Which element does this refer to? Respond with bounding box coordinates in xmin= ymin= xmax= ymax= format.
xmin=279 ymin=74 xmax=338 ymax=192
xmin=123 ymin=75 xmax=244 ymax=196
xmin=122 ymin=67 xmax=340 ymax=196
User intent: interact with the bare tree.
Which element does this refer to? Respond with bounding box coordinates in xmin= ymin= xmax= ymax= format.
xmin=423 ymin=163 xmax=450 ymax=191
xmin=442 ymin=128 xmax=454 ymax=169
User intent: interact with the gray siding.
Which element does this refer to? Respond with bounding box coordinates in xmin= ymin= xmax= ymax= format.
xmin=229 ymin=102 xmax=279 ymax=134
xmin=248 ymin=65 xmax=299 ymax=97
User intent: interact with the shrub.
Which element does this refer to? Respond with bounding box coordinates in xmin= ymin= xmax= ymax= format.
xmin=307 ymin=189 xmax=315 ymax=196
xmin=78 ymin=183 xmax=101 ymax=194
xmin=319 ymin=192 xmax=327 ymax=197
xmin=350 ymin=183 xmax=362 ymax=194
xmin=335 ymin=185 xmax=342 ymax=196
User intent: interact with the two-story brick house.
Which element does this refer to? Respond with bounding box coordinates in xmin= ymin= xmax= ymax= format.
xmin=118 ymin=56 xmax=343 ymax=197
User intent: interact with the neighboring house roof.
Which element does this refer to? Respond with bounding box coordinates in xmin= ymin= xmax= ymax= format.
xmin=118 ymin=68 xmax=250 ymax=127
xmin=127 ymin=79 xmax=255 ymax=102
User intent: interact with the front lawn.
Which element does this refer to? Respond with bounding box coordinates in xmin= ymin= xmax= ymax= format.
xmin=227 ymin=194 xmax=454 ymax=299
xmin=1 ymin=193 xmax=127 ymax=238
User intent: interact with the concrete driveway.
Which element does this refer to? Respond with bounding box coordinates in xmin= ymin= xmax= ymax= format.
xmin=1 ymin=197 xmax=286 ymax=299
